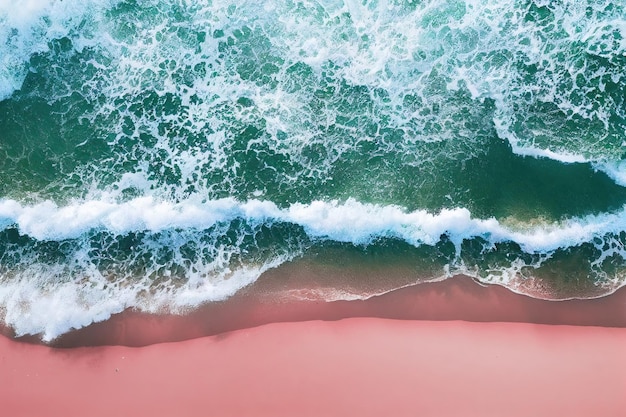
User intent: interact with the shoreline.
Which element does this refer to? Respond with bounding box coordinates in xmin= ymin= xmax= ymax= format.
xmin=2 ymin=275 xmax=626 ymax=416
xmin=3 ymin=274 xmax=624 ymax=347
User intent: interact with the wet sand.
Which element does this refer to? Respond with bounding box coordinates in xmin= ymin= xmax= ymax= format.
xmin=35 ymin=275 xmax=626 ymax=347
xmin=1 ymin=276 xmax=626 ymax=416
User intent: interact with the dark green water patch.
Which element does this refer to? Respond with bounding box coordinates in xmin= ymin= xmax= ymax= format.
xmin=310 ymin=237 xmax=456 ymax=274
xmin=448 ymin=135 xmax=626 ymax=220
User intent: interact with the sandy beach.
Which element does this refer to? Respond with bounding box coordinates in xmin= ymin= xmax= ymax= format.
xmin=1 ymin=276 xmax=626 ymax=416
xmin=1 ymin=319 xmax=625 ymax=417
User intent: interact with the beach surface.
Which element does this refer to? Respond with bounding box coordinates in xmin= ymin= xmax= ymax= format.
xmin=2 ymin=319 xmax=626 ymax=417
xmin=2 ymin=276 xmax=626 ymax=417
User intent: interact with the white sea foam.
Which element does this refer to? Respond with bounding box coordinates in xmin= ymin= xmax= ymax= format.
xmin=4 ymin=0 xmax=624 ymax=192
xmin=1 ymin=195 xmax=625 ymax=254
xmin=593 ymin=160 xmax=626 ymax=188
xmin=2 ymin=195 xmax=626 ymax=340
xmin=495 ymin=119 xmax=626 ymax=189
xmin=497 ymin=130 xmax=590 ymax=165
xmin=0 ymin=254 xmax=287 ymax=341
xmin=0 ymin=0 xmax=119 ymax=100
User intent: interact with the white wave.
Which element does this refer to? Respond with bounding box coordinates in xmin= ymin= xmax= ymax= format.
xmin=0 ymin=255 xmax=287 ymax=342
xmin=2 ymin=196 xmax=626 ymax=341
xmin=593 ymin=160 xmax=626 ymax=188
xmin=494 ymin=118 xmax=626 ymax=188
xmin=1 ymin=196 xmax=624 ymax=253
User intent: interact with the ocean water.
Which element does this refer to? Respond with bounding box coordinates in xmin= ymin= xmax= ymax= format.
xmin=2 ymin=0 xmax=626 ymax=340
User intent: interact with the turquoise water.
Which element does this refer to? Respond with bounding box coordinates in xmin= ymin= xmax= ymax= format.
xmin=2 ymin=0 xmax=626 ymax=340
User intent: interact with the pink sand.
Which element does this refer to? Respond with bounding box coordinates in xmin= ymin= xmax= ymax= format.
xmin=2 ymin=276 xmax=626 ymax=416
xmin=2 ymin=319 xmax=625 ymax=417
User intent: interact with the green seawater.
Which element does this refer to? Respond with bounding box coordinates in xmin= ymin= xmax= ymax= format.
xmin=2 ymin=0 xmax=626 ymax=339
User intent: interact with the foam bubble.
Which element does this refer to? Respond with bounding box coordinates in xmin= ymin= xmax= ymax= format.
xmin=8 ymin=0 xmax=625 ymax=202
xmin=0 ymin=0 xmax=117 ymax=100
xmin=0 ymin=253 xmax=288 ymax=341
xmin=4 ymin=0 xmax=626 ymax=178
xmin=593 ymin=161 xmax=626 ymax=188
xmin=2 ymin=195 xmax=626 ymax=254
xmin=3 ymin=195 xmax=626 ymax=340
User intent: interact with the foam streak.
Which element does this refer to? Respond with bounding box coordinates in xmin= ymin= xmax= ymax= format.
xmin=0 ymin=196 xmax=622 ymax=253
